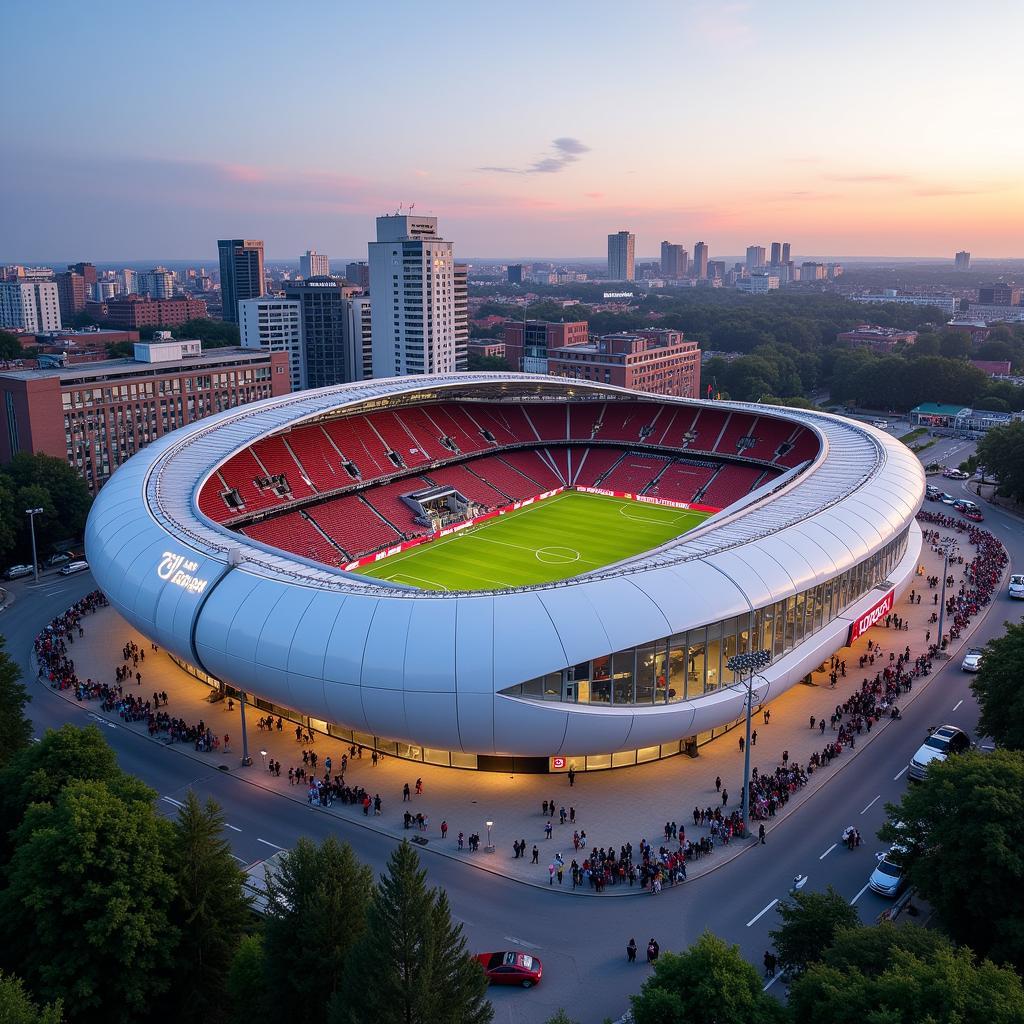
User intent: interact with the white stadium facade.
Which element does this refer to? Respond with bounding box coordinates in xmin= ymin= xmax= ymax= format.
xmin=85 ymin=373 xmax=924 ymax=773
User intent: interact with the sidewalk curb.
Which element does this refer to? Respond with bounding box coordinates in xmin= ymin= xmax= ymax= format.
xmin=29 ymin=527 xmax=1009 ymax=898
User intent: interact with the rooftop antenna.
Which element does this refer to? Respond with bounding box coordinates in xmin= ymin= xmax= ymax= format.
xmin=409 ymin=203 xmax=415 ymax=214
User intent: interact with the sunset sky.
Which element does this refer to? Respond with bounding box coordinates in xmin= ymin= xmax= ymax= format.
xmin=4 ymin=0 xmax=1023 ymax=261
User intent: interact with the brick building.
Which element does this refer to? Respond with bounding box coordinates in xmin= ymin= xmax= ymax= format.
xmin=501 ymin=319 xmax=589 ymax=373
xmin=547 ymin=328 xmax=700 ymax=398
xmin=836 ymin=324 xmax=917 ymax=353
xmin=88 ymin=295 xmax=208 ymax=329
xmin=0 ymin=340 xmax=289 ymax=493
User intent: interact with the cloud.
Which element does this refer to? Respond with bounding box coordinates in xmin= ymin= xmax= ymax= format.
xmin=584 ymin=191 xmax=604 ymax=199
xmin=825 ymin=173 xmax=913 ymax=184
xmin=478 ymin=136 xmax=590 ymax=175
xmin=912 ymin=182 xmax=1011 ymax=197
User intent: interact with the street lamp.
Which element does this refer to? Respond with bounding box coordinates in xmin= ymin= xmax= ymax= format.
xmin=935 ymin=537 xmax=957 ymax=658
xmin=260 ymin=749 xmax=268 ymax=770
xmin=726 ymin=648 xmax=773 ymax=837
xmin=25 ymin=508 xmax=43 ymax=584
xmin=485 ymin=820 xmax=494 ymax=853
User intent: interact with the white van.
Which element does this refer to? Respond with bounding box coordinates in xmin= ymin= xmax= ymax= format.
xmin=1009 ymin=574 xmax=1024 ymax=599
xmin=872 ymin=419 xmax=888 ymax=430
xmin=59 ymin=560 xmax=90 ymax=576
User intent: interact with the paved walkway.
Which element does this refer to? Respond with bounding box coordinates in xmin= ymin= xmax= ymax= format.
xmin=37 ymin=524 xmax=997 ymax=895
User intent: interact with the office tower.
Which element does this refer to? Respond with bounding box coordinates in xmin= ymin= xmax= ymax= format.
xmin=954 ymin=250 xmax=971 ymax=271
xmin=454 ymin=262 xmax=469 ymax=371
xmin=660 ymin=242 xmax=687 ymax=279
xmin=978 ymin=284 xmax=1021 ymax=306
xmin=507 ymin=264 xmax=524 ymax=285
xmin=56 ymin=271 xmax=87 ymax=320
xmin=239 ymin=296 xmax=306 ymax=391
xmin=284 ymin=278 xmax=353 ymax=388
xmin=607 ymin=231 xmax=636 ymax=281
xmin=707 ymin=260 xmax=726 ymax=280
xmin=343 ymin=293 xmax=373 ymax=381
xmin=139 ymin=267 xmax=175 ymax=299
xmin=344 ymin=261 xmax=370 ymax=289
xmin=745 ymin=246 xmax=766 ymax=271
xmin=693 ymin=241 xmax=709 ymax=279
xmin=68 ymin=262 xmax=97 ymax=289
xmin=801 ymin=261 xmax=826 ymax=281
xmin=217 ymin=239 xmax=265 ymax=323
xmin=0 ymin=281 xmax=62 ymax=332
xmin=300 ymin=249 xmax=330 ymax=279
xmin=781 ymin=242 xmax=791 ymax=264
xmin=368 ymin=215 xmax=456 ymax=377
xmin=770 ymin=241 xmax=782 ymax=265
xmin=119 ymin=269 xmax=138 ymax=294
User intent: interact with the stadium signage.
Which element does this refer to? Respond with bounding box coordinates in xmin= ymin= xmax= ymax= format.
xmin=603 ymin=291 xmax=634 ymax=299
xmin=847 ymin=588 xmax=895 ymax=645
xmin=157 ymin=551 xmax=209 ymax=595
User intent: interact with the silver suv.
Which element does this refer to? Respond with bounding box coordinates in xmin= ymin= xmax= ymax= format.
xmin=908 ymin=725 xmax=970 ymax=781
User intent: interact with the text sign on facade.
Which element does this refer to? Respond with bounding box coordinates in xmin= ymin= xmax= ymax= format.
xmin=157 ymin=551 xmax=209 ymax=595
xmin=847 ymin=588 xmax=895 ymax=645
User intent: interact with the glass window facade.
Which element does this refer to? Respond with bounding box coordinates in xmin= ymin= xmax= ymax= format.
xmin=501 ymin=528 xmax=909 ymax=705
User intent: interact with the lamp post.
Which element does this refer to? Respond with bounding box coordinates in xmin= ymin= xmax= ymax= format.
xmin=935 ymin=537 xmax=956 ymax=658
xmin=726 ymin=648 xmax=773 ymax=837
xmin=25 ymin=508 xmax=43 ymax=584
xmin=260 ymin=749 xmax=268 ymax=770
xmin=485 ymin=820 xmax=494 ymax=853
xmin=239 ymin=692 xmax=252 ymax=766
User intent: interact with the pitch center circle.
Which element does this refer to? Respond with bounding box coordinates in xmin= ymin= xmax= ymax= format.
xmin=536 ymin=545 xmax=581 ymax=564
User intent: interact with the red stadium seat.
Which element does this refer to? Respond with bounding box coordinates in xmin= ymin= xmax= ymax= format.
xmin=307 ymin=495 xmax=403 ymax=557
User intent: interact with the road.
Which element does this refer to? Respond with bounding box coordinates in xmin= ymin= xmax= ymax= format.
xmin=6 ymin=486 xmax=1022 ymax=1024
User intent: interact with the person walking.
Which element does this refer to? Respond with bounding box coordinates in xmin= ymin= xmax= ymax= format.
xmin=532 ymin=845 xmax=539 ymax=864
xmin=764 ymin=950 xmax=777 ymax=978
xmin=763 ymin=708 xmax=771 ymax=725
xmin=758 ymin=823 xmax=766 ymax=845
xmin=738 ymin=736 xmax=745 ymax=753
xmin=441 ymin=820 xmax=448 ymax=840
xmin=544 ymin=820 xmax=553 ymax=839
xmin=627 ymin=937 xmax=638 ymax=963
xmin=751 ymin=729 xmax=758 ymax=746
xmin=646 ymin=939 xmax=660 ymax=965
xmin=715 ymin=775 xmax=722 ymax=792
xmin=721 ymin=788 xmax=729 ymax=806
xmin=568 ymin=766 xmax=576 ymax=787
xmin=403 ymin=782 xmax=411 ymax=802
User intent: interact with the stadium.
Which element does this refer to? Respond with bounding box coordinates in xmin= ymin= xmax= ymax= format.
xmin=85 ymin=373 xmax=925 ymax=773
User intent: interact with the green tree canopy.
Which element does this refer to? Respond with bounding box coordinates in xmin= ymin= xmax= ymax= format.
xmin=970 ymin=620 xmax=1024 ymax=750
xmin=768 ymin=886 xmax=860 ymax=976
xmin=0 ymin=635 xmax=32 ymax=769
xmin=262 ymin=836 xmax=373 ymax=1024
xmin=0 ymin=330 xmax=22 ymax=361
xmin=336 ymin=841 xmax=492 ymax=1024
xmin=225 ymin=935 xmax=270 ymax=1024
xmin=630 ymin=931 xmax=784 ymax=1024
xmin=977 ymin=421 xmax=1024 ymax=501
xmin=880 ymin=749 xmax=1024 ymax=968
xmin=0 ymin=972 xmax=64 ymax=1024
xmin=166 ymin=791 xmax=252 ymax=1022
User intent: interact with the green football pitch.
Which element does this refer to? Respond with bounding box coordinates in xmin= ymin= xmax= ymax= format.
xmin=354 ymin=490 xmax=710 ymax=591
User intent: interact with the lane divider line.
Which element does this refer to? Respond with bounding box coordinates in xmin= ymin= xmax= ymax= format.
xmin=851 ymin=882 xmax=871 ymax=905
xmin=161 ymin=796 xmax=184 ymax=808
xmin=819 ymin=844 xmax=837 ymax=860
xmin=746 ymin=898 xmax=778 ymax=928
xmin=225 ymin=824 xmax=242 ymax=832
xmin=762 ymin=974 xmax=781 ymax=991
xmin=860 ymin=795 xmax=880 ymax=815
xmin=953 ymin=699 xmax=963 ymax=711
xmin=257 ymin=838 xmax=285 ymax=850
xmin=893 ymin=766 xmax=908 ymax=780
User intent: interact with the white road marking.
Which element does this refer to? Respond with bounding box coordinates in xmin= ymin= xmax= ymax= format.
xmin=763 ymin=974 xmax=781 ymax=991
xmin=953 ymin=699 xmax=963 ymax=711
xmin=747 ymin=899 xmax=778 ymax=927
xmin=161 ymin=796 xmax=184 ymax=808
xmin=793 ymin=874 xmax=809 ymax=890
xmin=231 ymin=855 xmax=246 ymax=864
xmin=860 ymin=795 xmax=881 ymax=815
xmin=980 ymin=744 xmax=995 ymax=750
xmin=893 ymin=766 xmax=909 ymax=780
xmin=819 ymin=844 xmax=837 ymax=860
xmin=851 ymin=882 xmax=872 ymax=905
xmin=503 ymin=935 xmax=541 ymax=949
xmin=225 ymin=824 xmax=242 ymax=832
xmin=257 ymin=838 xmax=286 ymax=850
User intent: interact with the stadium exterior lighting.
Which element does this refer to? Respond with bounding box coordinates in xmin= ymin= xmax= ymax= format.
xmin=726 ymin=647 xmax=773 ymax=836
xmin=485 ymin=820 xmax=494 ymax=853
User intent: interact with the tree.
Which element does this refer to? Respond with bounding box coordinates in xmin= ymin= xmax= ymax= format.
xmin=225 ymin=935 xmax=270 ymax=1024
xmin=977 ymin=421 xmax=1024 ymax=501
xmin=789 ymin=931 xmax=1024 ymax=1024
xmin=0 ymin=972 xmax=64 ymax=1024
xmin=817 ymin=920 xmax=948 ymax=977
xmin=0 ymin=779 xmax=176 ymax=1023
xmin=970 ymin=620 xmax=1024 ymax=750
xmin=0 ymin=635 xmax=32 ymax=768
xmin=167 ymin=791 xmax=252 ymax=1022
xmin=336 ymin=841 xmax=492 ymax=1024
xmin=0 ymin=330 xmax=22 ymax=361
xmin=630 ymin=931 xmax=784 ymax=1024
xmin=768 ymin=886 xmax=860 ymax=976
xmin=543 ymin=1013 xmax=580 ymax=1024
xmin=880 ymin=750 xmax=1024 ymax=967
xmin=104 ymin=340 xmax=135 ymax=358
xmin=262 ymin=836 xmax=373 ymax=1024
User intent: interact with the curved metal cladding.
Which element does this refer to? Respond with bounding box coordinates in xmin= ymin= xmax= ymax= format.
xmin=86 ymin=374 xmax=925 ymax=757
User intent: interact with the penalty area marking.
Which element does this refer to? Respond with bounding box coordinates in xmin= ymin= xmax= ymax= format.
xmin=386 ymin=573 xmax=450 ymax=592
xmin=535 ymin=545 xmax=582 ymax=565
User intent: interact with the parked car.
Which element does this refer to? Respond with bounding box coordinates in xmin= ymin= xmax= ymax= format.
xmin=925 ymin=486 xmax=940 ymax=501
xmin=476 ymin=951 xmax=543 ymax=988
xmin=59 ymin=560 xmax=89 ymax=576
xmin=869 ymin=845 xmax=909 ymax=897
xmin=872 ymin=420 xmax=889 ymax=430
xmin=908 ymin=724 xmax=970 ymax=781
xmin=1009 ymin=574 xmax=1024 ymax=599
xmin=44 ymin=552 xmax=71 ymax=568
xmin=961 ymin=648 xmax=983 ymax=673
xmin=939 ymin=493 xmax=956 ymax=505
xmin=4 ymin=564 xmax=34 ymax=580
xmin=943 ymin=468 xmax=969 ymax=479
xmin=963 ymin=510 xmax=985 ymax=522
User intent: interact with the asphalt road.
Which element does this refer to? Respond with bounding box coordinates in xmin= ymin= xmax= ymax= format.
xmin=6 ymin=484 xmax=1022 ymax=1024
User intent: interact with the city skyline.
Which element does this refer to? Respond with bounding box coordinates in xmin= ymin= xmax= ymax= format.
xmin=3 ymin=0 xmax=1023 ymax=261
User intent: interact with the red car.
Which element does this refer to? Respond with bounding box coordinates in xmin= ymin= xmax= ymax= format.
xmin=476 ymin=951 xmax=543 ymax=987
xmin=964 ymin=510 xmax=984 ymax=522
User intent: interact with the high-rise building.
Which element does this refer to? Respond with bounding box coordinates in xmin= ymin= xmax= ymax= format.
xmin=68 ymin=262 xmax=97 ymax=289
xmin=0 ymin=281 xmax=62 ymax=332
xmin=977 ymin=284 xmax=1021 ymax=306
xmin=344 ymin=262 xmax=370 ymax=289
xmin=501 ymin=319 xmax=589 ymax=374
xmin=55 ymin=271 xmax=87 ymax=320
xmin=781 ymin=242 xmax=791 ymax=264
xmin=284 ymin=278 xmax=354 ymax=388
xmin=745 ymin=245 xmax=766 ymax=271
xmin=707 ymin=260 xmax=726 ymax=281
xmin=607 ymin=231 xmax=635 ymax=281
xmin=955 ymin=250 xmax=971 ymax=271
xmin=368 ymin=215 xmax=456 ymax=377
xmin=801 ymin=261 xmax=826 ymax=281
xmin=119 ymin=269 xmax=138 ymax=295
xmin=300 ymin=249 xmax=330 ymax=279
xmin=217 ymin=239 xmax=265 ymax=323
xmin=693 ymin=241 xmax=709 ymax=279
xmin=770 ymin=241 xmax=782 ymax=265
xmin=454 ymin=263 xmax=468 ymax=371
xmin=239 ymin=296 xmax=305 ymax=391
xmin=343 ymin=294 xmax=373 ymax=382
xmin=507 ymin=264 xmax=524 ymax=285
xmin=139 ymin=267 xmax=175 ymax=299
xmin=660 ymin=242 xmax=688 ymax=279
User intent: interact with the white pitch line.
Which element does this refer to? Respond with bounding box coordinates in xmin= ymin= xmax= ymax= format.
xmin=953 ymin=699 xmax=963 ymax=711
xmin=893 ymin=765 xmax=909 ymax=780
xmin=225 ymin=824 xmax=242 ymax=832
xmin=257 ymin=838 xmax=286 ymax=850
xmin=746 ymin=898 xmax=778 ymax=928
xmin=819 ymin=843 xmax=837 ymax=860
xmin=860 ymin=795 xmax=881 ymax=815
xmin=850 ymin=882 xmax=872 ymax=905
xmin=161 ymin=796 xmax=184 ymax=808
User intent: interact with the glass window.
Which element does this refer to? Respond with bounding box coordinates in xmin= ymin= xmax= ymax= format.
xmin=542 ymin=672 xmax=562 ymax=701
xmin=774 ymin=600 xmax=786 ymax=657
xmin=568 ymin=662 xmax=588 ymax=704
xmin=686 ymin=629 xmax=706 ymax=699
xmin=612 ymin=651 xmax=634 ymax=705
xmin=706 ymin=621 xmax=722 ymax=693
xmin=635 ymin=644 xmax=659 ymax=704
xmin=813 ymin=584 xmax=825 ymax=632
xmin=721 ymin=619 xmax=738 ymax=687
xmin=793 ymin=592 xmax=806 ymax=645
xmin=667 ymin=635 xmax=686 ymax=702
xmin=590 ymin=655 xmax=611 ymax=704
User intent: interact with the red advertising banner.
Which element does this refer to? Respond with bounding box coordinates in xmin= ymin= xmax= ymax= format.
xmin=847 ymin=588 xmax=895 ymax=645
xmin=574 ymin=485 xmax=721 ymax=515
